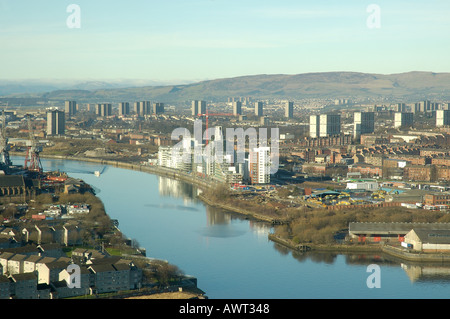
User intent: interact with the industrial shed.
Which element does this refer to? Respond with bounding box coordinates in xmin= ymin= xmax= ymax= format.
xmin=348 ymin=222 xmax=450 ymax=243
xmin=404 ymin=229 xmax=450 ymax=253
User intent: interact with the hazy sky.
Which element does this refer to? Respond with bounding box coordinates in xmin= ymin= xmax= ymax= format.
xmin=1 ymin=0 xmax=450 ymax=83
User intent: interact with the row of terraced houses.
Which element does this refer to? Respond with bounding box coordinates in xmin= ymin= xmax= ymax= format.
xmin=0 ymin=244 xmax=143 ymax=299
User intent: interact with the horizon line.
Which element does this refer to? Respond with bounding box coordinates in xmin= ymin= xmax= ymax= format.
xmin=0 ymin=70 xmax=448 ymax=85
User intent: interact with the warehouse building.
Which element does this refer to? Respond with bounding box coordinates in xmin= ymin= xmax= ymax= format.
xmin=348 ymin=222 xmax=450 ymax=243
xmin=404 ymin=229 xmax=450 ymax=253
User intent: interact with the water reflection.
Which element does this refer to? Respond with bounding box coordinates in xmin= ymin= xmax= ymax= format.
xmin=157 ymin=176 xmax=273 ymax=239
xmin=289 ymin=250 xmax=341 ymax=265
xmin=144 ymin=204 xmax=200 ymax=212
xmin=205 ymin=205 xmax=232 ymax=226
xmin=17 ymin=156 xmax=450 ymax=297
xmin=401 ymin=263 xmax=450 ymax=283
xmin=157 ymin=176 xmax=200 ymax=205
xmin=156 ymin=175 xmax=450 ymax=285
xmin=272 ymin=242 xmax=450 ymax=285
xmin=197 ymin=224 xmax=247 ymax=238
xmin=41 ymin=157 xmax=105 ymax=176
xmin=271 ymin=242 xmax=291 ymax=257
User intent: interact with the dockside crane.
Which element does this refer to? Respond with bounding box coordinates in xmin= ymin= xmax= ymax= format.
xmin=197 ymin=109 xmax=236 ymax=145
xmin=0 ymin=110 xmax=12 ymax=169
xmin=24 ymin=115 xmax=43 ymax=173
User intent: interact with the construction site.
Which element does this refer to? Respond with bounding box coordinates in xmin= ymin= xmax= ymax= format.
xmin=301 ymin=179 xmax=424 ymax=211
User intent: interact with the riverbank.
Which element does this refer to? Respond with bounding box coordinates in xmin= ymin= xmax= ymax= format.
xmin=8 ymin=153 xmax=211 ymax=298
xmin=31 ymin=153 xmax=450 ymax=264
xmin=268 ymin=233 xmax=450 ymax=263
xmin=125 ymin=287 xmax=207 ymax=299
xmin=197 ymin=193 xmax=281 ymax=224
xmin=268 ymin=233 xmax=383 ymax=253
xmin=12 ymin=152 xmax=450 ymax=298
xmin=30 ymin=153 xmax=220 ymax=192
xmin=381 ymin=244 xmax=450 ymax=263
xmin=33 ymin=153 xmax=283 ymax=224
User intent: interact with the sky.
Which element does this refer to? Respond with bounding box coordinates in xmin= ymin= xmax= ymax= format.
xmin=1 ymin=0 xmax=450 ymax=84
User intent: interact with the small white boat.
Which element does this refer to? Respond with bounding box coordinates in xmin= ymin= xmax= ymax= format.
xmin=94 ymin=171 xmax=101 ymax=177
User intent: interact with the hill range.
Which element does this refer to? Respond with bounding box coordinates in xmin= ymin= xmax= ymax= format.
xmin=2 ymin=71 xmax=450 ymax=104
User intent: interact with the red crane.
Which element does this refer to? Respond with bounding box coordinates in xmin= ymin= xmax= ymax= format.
xmin=197 ymin=110 xmax=236 ymax=145
xmin=24 ymin=116 xmax=43 ymax=173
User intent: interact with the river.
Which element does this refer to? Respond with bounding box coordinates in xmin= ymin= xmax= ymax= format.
xmin=15 ymin=156 xmax=450 ymax=299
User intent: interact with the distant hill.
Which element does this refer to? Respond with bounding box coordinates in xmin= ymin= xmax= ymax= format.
xmin=4 ymin=71 xmax=450 ymax=104
xmin=0 ymin=79 xmax=189 ymax=97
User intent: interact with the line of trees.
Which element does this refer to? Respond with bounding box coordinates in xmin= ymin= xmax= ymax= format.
xmin=203 ymin=185 xmax=450 ymax=245
xmin=274 ymin=206 xmax=450 ymax=244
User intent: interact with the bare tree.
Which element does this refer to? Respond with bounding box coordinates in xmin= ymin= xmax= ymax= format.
xmin=153 ymin=261 xmax=184 ymax=287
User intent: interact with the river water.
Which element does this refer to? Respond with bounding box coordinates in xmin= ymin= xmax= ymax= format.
xmin=15 ymin=156 xmax=450 ymax=299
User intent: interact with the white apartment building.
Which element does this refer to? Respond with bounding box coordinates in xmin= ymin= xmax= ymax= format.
xmin=249 ymin=147 xmax=271 ymax=184
xmin=394 ymin=112 xmax=414 ymax=128
xmin=310 ymin=114 xmax=341 ymax=138
xmin=436 ymin=109 xmax=450 ymax=127
xmin=353 ymin=112 xmax=374 ymax=139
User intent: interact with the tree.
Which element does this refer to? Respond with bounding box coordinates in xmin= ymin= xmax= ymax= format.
xmin=93 ymin=215 xmax=112 ymax=236
xmin=207 ymin=184 xmax=231 ymax=201
xmin=277 ymin=188 xmax=291 ymax=198
xmin=80 ymin=228 xmax=94 ymax=247
xmin=3 ymin=206 xmax=18 ymax=219
xmin=153 ymin=261 xmax=184 ymax=287
xmin=131 ymin=238 xmax=141 ymax=249
xmin=35 ymin=194 xmax=54 ymax=205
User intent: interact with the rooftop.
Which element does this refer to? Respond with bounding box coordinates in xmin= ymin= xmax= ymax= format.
xmin=0 ymin=175 xmax=25 ymax=188
xmin=349 ymin=222 xmax=450 ymax=235
xmin=45 ymin=261 xmax=70 ymax=270
xmin=9 ymin=273 xmax=37 ymax=282
xmin=88 ymin=263 xmax=116 ymax=273
xmin=411 ymin=229 xmax=450 ymax=244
